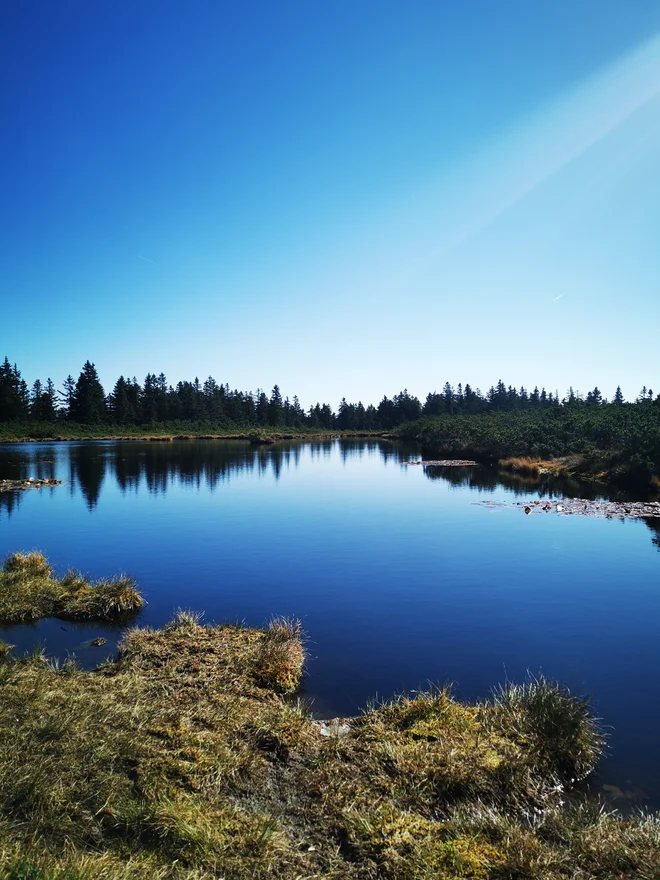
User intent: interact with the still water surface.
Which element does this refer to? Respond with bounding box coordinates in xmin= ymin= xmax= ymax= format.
xmin=1 ymin=439 xmax=659 ymax=804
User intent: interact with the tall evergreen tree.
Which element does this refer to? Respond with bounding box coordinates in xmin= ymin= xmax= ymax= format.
xmin=0 ymin=358 xmax=29 ymax=420
xmin=70 ymin=362 xmax=106 ymax=423
xmin=268 ymin=385 xmax=284 ymax=425
xmin=110 ymin=376 xmax=137 ymax=423
xmin=60 ymin=375 xmax=76 ymax=419
xmin=44 ymin=379 xmax=58 ymax=420
xmin=29 ymin=379 xmax=56 ymax=421
xmin=256 ymin=391 xmax=269 ymax=425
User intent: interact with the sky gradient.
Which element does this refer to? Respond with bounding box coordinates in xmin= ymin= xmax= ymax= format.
xmin=2 ymin=1 xmax=660 ymax=407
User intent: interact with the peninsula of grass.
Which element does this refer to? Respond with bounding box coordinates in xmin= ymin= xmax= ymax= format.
xmin=0 ymin=568 xmax=657 ymax=878
xmin=0 ymin=552 xmax=144 ymax=624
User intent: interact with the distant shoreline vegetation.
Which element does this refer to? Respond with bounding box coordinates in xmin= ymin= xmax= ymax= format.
xmin=1 ymin=357 xmax=660 ymax=489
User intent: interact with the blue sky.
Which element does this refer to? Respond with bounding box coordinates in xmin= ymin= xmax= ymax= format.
xmin=2 ymin=0 xmax=660 ymax=407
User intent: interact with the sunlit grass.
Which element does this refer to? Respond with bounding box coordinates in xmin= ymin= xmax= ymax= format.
xmin=0 ymin=551 xmax=144 ymax=623
xmin=499 ymin=455 xmax=543 ymax=475
xmin=0 ymin=562 xmax=656 ymax=878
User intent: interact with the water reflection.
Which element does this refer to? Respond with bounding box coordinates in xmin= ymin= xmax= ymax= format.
xmin=0 ymin=448 xmax=57 ymax=482
xmin=645 ymin=517 xmax=660 ymax=552
xmin=423 ymin=464 xmax=625 ymax=500
xmin=0 ymin=440 xmax=658 ymax=547
xmin=0 ymin=491 xmax=23 ymax=519
xmin=0 ymin=448 xmax=58 ymax=519
xmin=68 ymin=445 xmax=107 ymax=509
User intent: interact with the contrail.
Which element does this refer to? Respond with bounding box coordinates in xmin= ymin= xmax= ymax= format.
xmin=552 ymin=293 xmax=566 ymax=302
xmin=138 ymin=255 xmax=157 ymax=265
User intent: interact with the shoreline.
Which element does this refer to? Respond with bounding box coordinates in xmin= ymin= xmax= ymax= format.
xmin=0 ymin=430 xmax=392 ymax=445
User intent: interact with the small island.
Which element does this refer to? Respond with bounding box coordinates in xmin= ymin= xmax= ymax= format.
xmin=0 ymin=477 xmax=61 ymax=493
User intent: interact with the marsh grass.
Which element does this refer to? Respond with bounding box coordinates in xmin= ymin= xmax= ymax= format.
xmin=499 ymin=456 xmax=543 ymax=476
xmin=0 ymin=584 xmax=656 ymax=878
xmin=0 ymin=552 xmax=144 ymax=624
xmin=254 ymin=616 xmax=305 ymax=692
xmin=491 ymin=675 xmax=605 ymax=782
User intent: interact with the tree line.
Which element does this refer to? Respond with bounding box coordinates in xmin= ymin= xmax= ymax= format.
xmin=0 ymin=356 xmax=657 ymax=430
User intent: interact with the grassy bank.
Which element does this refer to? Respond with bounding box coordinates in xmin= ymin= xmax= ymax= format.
xmin=0 ymin=421 xmax=389 ymax=444
xmin=397 ymin=409 xmax=660 ymax=492
xmin=0 ymin=558 xmax=657 ymax=878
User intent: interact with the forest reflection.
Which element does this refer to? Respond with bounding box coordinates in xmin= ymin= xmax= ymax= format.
xmin=63 ymin=440 xmax=411 ymax=508
xmin=1 ymin=441 xmax=659 ymax=553
xmin=424 ymin=464 xmax=611 ymax=499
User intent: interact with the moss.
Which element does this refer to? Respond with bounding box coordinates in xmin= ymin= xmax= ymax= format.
xmin=0 ymin=552 xmax=144 ymax=623
xmin=343 ymin=805 xmax=504 ymax=879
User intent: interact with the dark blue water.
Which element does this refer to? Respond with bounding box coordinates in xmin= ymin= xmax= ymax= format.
xmin=1 ymin=439 xmax=659 ymax=806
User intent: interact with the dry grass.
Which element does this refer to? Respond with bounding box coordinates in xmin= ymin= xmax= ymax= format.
xmin=0 ymin=566 xmax=656 ymax=878
xmin=499 ymin=456 xmax=543 ymax=476
xmin=0 ymin=552 xmax=144 ymax=624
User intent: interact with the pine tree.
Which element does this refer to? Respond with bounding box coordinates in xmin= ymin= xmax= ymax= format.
xmin=268 ymin=385 xmax=283 ymax=426
xmin=256 ymin=391 xmax=269 ymax=425
xmin=141 ymin=373 xmax=158 ymax=422
xmin=70 ymin=362 xmax=106 ymax=423
xmin=110 ymin=377 xmax=136 ymax=423
xmin=30 ymin=379 xmax=43 ymax=419
xmin=0 ymin=358 xmax=29 ymax=420
xmin=443 ymin=382 xmax=454 ymax=414
xmin=44 ymin=379 xmax=58 ymax=420
xmin=60 ymin=375 xmax=76 ymax=419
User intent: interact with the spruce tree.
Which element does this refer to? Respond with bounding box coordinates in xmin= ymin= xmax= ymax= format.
xmin=71 ymin=362 xmax=106 ymax=423
xmin=0 ymin=358 xmax=29 ymax=420
xmin=268 ymin=385 xmax=284 ymax=425
xmin=60 ymin=375 xmax=76 ymax=419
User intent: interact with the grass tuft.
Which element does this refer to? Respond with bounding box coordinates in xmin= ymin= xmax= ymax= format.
xmin=3 ymin=551 xmax=53 ymax=578
xmin=0 ymin=553 xmax=144 ymax=624
xmin=491 ymin=674 xmax=605 ymax=782
xmin=164 ymin=609 xmax=204 ymax=631
xmin=254 ymin=617 xmax=305 ymax=693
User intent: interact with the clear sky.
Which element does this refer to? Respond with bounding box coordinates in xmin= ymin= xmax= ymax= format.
xmin=2 ymin=0 xmax=660 ymax=407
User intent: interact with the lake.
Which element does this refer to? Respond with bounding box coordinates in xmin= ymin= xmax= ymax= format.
xmin=1 ymin=438 xmax=659 ymax=807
